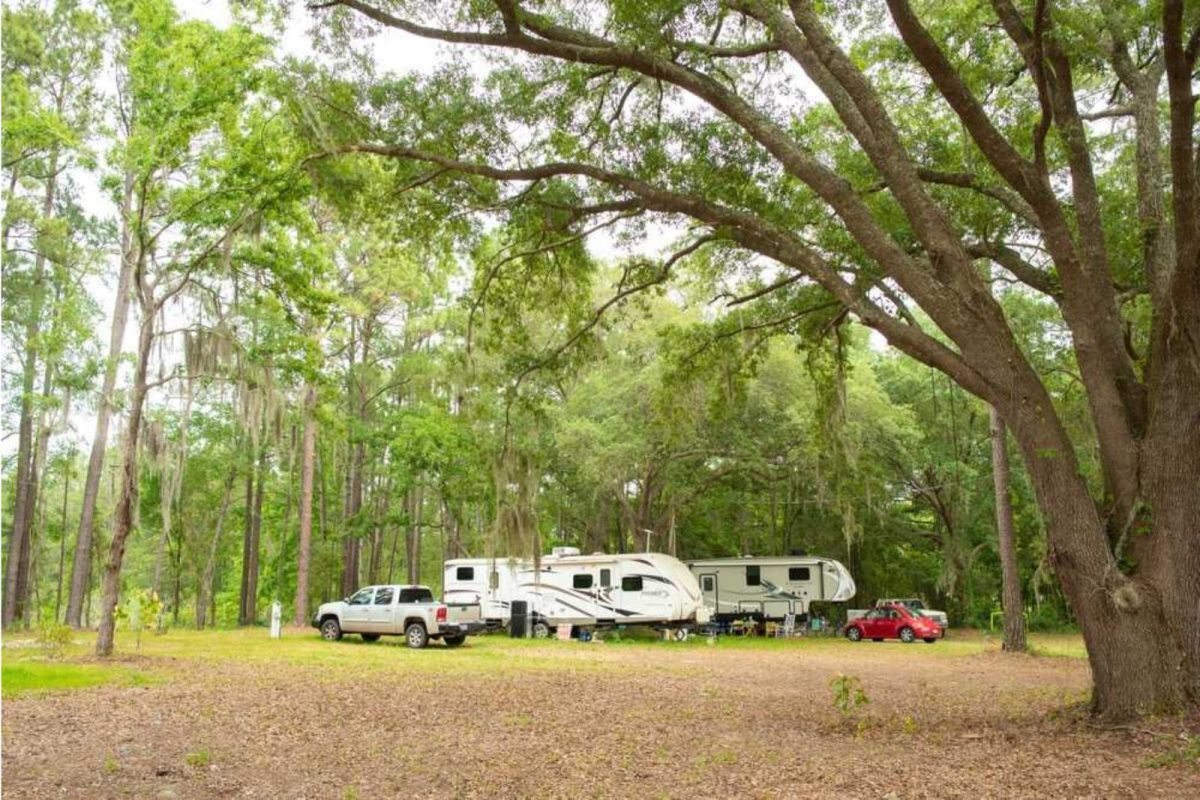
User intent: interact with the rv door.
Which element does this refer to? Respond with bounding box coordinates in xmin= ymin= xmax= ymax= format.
xmin=698 ymin=572 xmax=718 ymax=613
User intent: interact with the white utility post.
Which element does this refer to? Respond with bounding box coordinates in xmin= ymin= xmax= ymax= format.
xmin=270 ymin=601 xmax=282 ymax=639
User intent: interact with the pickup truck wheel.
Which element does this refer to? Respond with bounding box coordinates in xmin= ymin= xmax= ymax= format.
xmin=845 ymin=626 xmax=862 ymax=642
xmin=531 ymin=621 xmax=550 ymax=639
xmin=361 ymin=633 xmax=380 ymax=643
xmin=320 ymin=618 xmax=342 ymax=641
xmin=405 ymin=622 xmax=428 ymax=649
xmin=899 ymin=626 xmax=916 ymax=643
xmin=443 ymin=634 xmax=466 ymax=647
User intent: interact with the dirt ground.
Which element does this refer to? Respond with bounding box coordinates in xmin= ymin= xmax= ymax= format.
xmin=2 ymin=629 xmax=1196 ymax=799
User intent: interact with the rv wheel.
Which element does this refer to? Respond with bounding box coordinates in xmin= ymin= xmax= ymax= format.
xmin=531 ymin=621 xmax=550 ymax=639
xmin=672 ymin=628 xmax=690 ymax=642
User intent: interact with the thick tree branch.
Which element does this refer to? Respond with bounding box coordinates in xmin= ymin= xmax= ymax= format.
xmin=916 ymin=168 xmax=1038 ymax=226
xmin=321 ymin=143 xmax=996 ymax=400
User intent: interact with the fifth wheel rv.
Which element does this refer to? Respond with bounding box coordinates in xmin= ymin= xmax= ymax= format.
xmin=443 ymin=548 xmax=710 ymax=636
xmin=686 ymin=555 xmax=856 ymax=622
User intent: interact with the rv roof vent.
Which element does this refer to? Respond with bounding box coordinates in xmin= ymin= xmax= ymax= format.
xmin=551 ymin=546 xmax=581 ymax=557
xmin=789 ymin=548 xmax=808 ymax=556
xmin=742 ymin=553 xmax=755 ymax=558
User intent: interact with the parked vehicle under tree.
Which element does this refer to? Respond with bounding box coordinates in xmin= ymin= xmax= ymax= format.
xmin=844 ymin=603 xmax=943 ymax=644
xmin=312 ymin=585 xmax=479 ymax=648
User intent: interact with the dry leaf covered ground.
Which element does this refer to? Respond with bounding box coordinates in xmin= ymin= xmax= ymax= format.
xmin=2 ymin=628 xmax=1196 ymax=799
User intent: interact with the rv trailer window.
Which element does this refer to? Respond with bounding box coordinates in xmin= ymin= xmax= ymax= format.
xmin=600 ymin=568 xmax=611 ymax=587
xmin=374 ymin=587 xmax=394 ymax=605
xmin=746 ymin=566 xmax=761 ymax=586
xmin=456 ymin=566 xmax=474 ymax=581
xmin=622 ymin=576 xmax=643 ymax=592
xmin=701 ymin=575 xmax=714 ymax=592
xmin=788 ymin=567 xmax=811 ymax=582
xmin=573 ymin=573 xmax=594 ymax=589
xmin=489 ymin=570 xmax=499 ymax=590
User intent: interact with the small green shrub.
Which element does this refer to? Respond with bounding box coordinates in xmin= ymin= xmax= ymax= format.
xmin=185 ymin=750 xmax=210 ymax=768
xmin=1144 ymin=735 xmax=1200 ymax=769
xmin=36 ymin=621 xmax=74 ymax=659
xmin=115 ymin=589 xmax=163 ymax=651
xmin=830 ymin=674 xmax=869 ymax=717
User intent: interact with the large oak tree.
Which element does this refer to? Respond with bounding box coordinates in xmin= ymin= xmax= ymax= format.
xmin=309 ymin=0 xmax=1199 ymax=719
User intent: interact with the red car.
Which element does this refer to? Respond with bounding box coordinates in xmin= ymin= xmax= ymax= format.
xmin=845 ymin=603 xmax=942 ymax=644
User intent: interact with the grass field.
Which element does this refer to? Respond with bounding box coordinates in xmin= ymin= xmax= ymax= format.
xmin=2 ymin=627 xmax=1195 ymax=798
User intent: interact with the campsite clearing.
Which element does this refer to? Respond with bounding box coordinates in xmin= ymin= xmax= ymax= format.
xmin=2 ymin=629 xmax=1195 ymax=798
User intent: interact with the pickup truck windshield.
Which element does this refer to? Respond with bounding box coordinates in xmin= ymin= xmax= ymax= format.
xmin=398 ymin=588 xmax=434 ymax=603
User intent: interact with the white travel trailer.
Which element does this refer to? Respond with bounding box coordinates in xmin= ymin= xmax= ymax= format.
xmin=686 ymin=555 xmax=856 ymax=622
xmin=443 ymin=548 xmax=710 ymax=635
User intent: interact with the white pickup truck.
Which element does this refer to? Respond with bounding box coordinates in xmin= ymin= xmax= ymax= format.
xmin=312 ymin=584 xmax=481 ymax=648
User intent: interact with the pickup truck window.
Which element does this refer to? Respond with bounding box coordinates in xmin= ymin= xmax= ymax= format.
xmin=374 ymin=587 xmax=394 ymax=605
xmin=348 ymin=588 xmax=374 ymax=606
xmin=456 ymin=566 xmax=474 ymax=581
xmin=398 ymin=587 xmax=434 ymax=603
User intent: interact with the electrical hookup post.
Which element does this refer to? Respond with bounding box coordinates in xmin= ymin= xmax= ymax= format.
xmin=270 ymin=601 xmax=282 ymax=639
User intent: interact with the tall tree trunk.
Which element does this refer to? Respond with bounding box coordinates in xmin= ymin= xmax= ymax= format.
xmin=239 ymin=434 xmax=267 ymax=626
xmin=65 ymin=170 xmax=137 ymax=628
xmin=197 ymin=464 xmax=238 ymax=629
xmin=1011 ymin=404 xmax=1185 ymax=719
xmin=4 ymin=153 xmax=58 ymax=629
xmin=153 ymin=380 xmax=193 ymax=598
xmin=406 ymin=485 xmax=423 ymax=584
xmin=293 ymin=383 xmax=317 ymax=626
xmin=239 ymin=447 xmax=255 ymax=623
xmin=14 ymin=352 xmax=58 ymax=626
xmin=55 ymin=451 xmax=71 ymax=622
xmin=95 ymin=284 xmax=155 ymax=657
xmin=989 ymin=406 xmax=1026 ymax=653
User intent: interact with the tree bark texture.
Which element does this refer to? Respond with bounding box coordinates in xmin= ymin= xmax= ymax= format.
xmin=65 ymin=169 xmax=138 ymax=628
xmin=95 ymin=285 xmax=155 ymax=656
xmin=293 ymin=383 xmax=317 ymax=626
xmin=989 ymin=406 xmax=1026 ymax=653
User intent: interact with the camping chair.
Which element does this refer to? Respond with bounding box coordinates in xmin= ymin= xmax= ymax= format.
xmin=776 ymin=613 xmax=796 ymax=638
